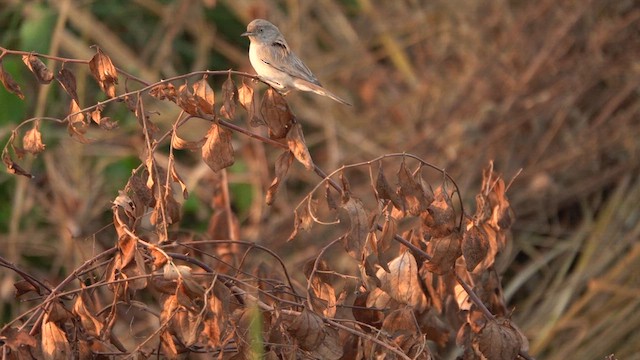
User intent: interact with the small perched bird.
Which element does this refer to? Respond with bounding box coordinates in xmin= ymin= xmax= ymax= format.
xmin=241 ymin=19 xmax=351 ymax=106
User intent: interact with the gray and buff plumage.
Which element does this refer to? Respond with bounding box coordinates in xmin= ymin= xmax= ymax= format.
xmin=241 ymin=19 xmax=351 ymax=106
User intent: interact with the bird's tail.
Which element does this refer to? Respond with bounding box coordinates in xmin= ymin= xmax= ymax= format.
xmin=292 ymin=79 xmax=352 ymax=106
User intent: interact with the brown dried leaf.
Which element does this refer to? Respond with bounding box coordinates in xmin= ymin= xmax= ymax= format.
xmin=72 ymin=287 xmax=103 ymax=337
xmin=286 ymin=123 xmax=314 ymax=170
xmin=340 ymin=197 xmax=369 ymax=261
xmin=377 ymin=215 xmax=397 ymax=271
xmin=171 ymin=131 xmax=205 ymax=151
xmin=424 ymin=232 xmax=462 ymax=274
xmin=169 ymin=161 xmax=189 ymax=199
xmin=13 ymin=279 xmax=39 ymax=297
xmin=490 ymin=178 xmax=515 ymax=230
xmin=90 ymin=107 xmax=118 ymax=130
xmin=462 ymin=223 xmax=490 ymax=272
xmin=398 ymin=160 xmax=429 ymax=215
xmin=238 ymin=82 xmax=264 ymax=127
xmin=288 ymin=307 xmax=325 ymax=350
xmin=260 ymin=88 xmax=294 ymax=139
xmin=289 ymin=201 xmax=315 ymax=241
xmin=375 ymin=165 xmax=404 ymax=210
xmin=425 ymin=186 xmax=456 ymax=237
xmin=23 ymin=123 xmax=45 ymax=155
xmin=476 ymin=319 xmax=522 ymax=360
xmin=177 ymin=82 xmax=200 ymax=116
xmin=150 ymin=82 xmax=177 ymax=101
xmin=192 ymin=77 xmax=215 ymax=115
xmin=0 ymin=327 xmax=38 ymax=358
xmin=2 ymin=148 xmax=33 ymax=178
xmin=56 ymin=68 xmax=78 ymax=102
xmin=67 ymin=100 xmax=91 ymax=144
xmin=201 ymin=123 xmax=234 ymax=172
xmin=0 ymin=60 xmax=24 ymax=99
xmin=377 ymin=251 xmax=428 ymax=310
xmin=220 ymin=74 xmax=237 ymax=119
xmin=352 ymin=291 xmax=383 ymax=331
xmin=41 ymin=317 xmax=71 ymax=360
xmin=266 ymin=151 xmax=294 ymax=205
xmin=22 ymin=54 xmax=53 ymax=84
xmin=88 ymin=47 xmax=118 ymax=98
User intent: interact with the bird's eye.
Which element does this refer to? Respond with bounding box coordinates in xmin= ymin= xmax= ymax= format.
xmin=259 ymin=28 xmax=263 ymax=32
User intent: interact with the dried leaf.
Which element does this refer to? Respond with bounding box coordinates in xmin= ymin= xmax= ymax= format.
xmin=286 ymin=123 xmax=314 ymax=170
xmin=2 ymin=148 xmax=33 ymax=178
xmin=150 ymin=82 xmax=177 ymax=101
xmin=266 ymin=151 xmax=294 ymax=205
xmin=425 ymin=186 xmax=456 ymax=237
xmin=22 ymin=54 xmax=53 ymax=84
xmin=462 ymin=223 xmax=490 ymax=272
xmin=56 ymin=68 xmax=78 ymax=102
xmin=171 ymin=131 xmax=205 ymax=150
xmin=476 ymin=319 xmax=522 ymax=360
xmin=13 ymin=279 xmax=39 ymax=297
xmin=88 ymin=47 xmax=118 ymax=98
xmin=41 ymin=317 xmax=71 ymax=360
xmin=260 ymin=88 xmax=294 ymax=139
xmin=67 ymin=100 xmax=91 ymax=143
xmin=0 ymin=60 xmax=24 ymax=99
xmin=90 ymin=107 xmax=118 ymax=130
xmin=288 ymin=200 xmax=315 ymax=241
xmin=288 ymin=307 xmax=325 ymax=350
xmin=340 ymin=197 xmax=369 ymax=261
xmin=238 ymin=82 xmax=263 ymax=126
xmin=0 ymin=327 xmax=38 ymax=358
xmin=201 ymin=123 xmax=234 ymax=172
xmin=398 ymin=160 xmax=429 ymax=215
xmin=352 ymin=291 xmax=384 ymax=331
xmin=192 ymin=77 xmax=215 ymax=115
xmin=220 ymin=74 xmax=237 ymax=119
xmin=169 ymin=161 xmax=189 ymax=199
xmin=22 ymin=123 xmax=45 ymax=155
xmin=377 ymin=251 xmax=428 ymax=310
xmin=424 ymin=232 xmax=462 ymax=274
xmin=72 ymin=287 xmax=103 ymax=337
xmin=375 ymin=165 xmax=404 ymax=210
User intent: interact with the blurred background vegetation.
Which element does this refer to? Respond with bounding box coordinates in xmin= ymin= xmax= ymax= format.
xmin=1 ymin=0 xmax=639 ymax=358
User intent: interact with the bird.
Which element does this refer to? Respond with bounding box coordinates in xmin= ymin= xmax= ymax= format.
xmin=241 ymin=19 xmax=351 ymax=106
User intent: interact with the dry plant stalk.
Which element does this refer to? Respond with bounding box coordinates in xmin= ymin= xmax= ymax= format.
xmin=0 ymin=45 xmax=532 ymax=360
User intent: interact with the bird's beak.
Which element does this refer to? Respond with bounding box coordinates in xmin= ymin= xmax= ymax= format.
xmin=241 ymin=31 xmax=252 ymax=37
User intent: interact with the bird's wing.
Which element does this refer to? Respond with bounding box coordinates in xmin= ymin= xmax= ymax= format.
xmin=259 ymin=39 xmax=322 ymax=86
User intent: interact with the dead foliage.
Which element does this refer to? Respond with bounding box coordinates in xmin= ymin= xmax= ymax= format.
xmin=0 ymin=44 xmax=533 ymax=359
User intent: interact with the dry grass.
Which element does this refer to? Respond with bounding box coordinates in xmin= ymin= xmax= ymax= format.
xmin=1 ymin=0 xmax=639 ymax=358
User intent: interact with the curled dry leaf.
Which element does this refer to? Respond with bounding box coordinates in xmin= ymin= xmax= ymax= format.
xmin=425 ymin=186 xmax=456 ymax=237
xmin=177 ymin=82 xmax=200 ymax=116
xmin=462 ymin=222 xmax=490 ymax=272
xmin=288 ymin=307 xmax=343 ymax=360
xmin=0 ymin=60 xmax=24 ymax=99
xmin=2 ymin=147 xmax=33 ymax=178
xmin=398 ymin=160 xmax=430 ymax=215
xmin=149 ymin=82 xmax=177 ymax=102
xmin=88 ymin=47 xmax=118 ymax=98
xmin=375 ymin=165 xmax=404 ymax=210
xmin=260 ymin=88 xmax=294 ymax=139
xmin=23 ymin=123 xmax=45 ymax=155
xmin=377 ymin=251 xmax=428 ymax=310
xmin=22 ymin=54 xmax=54 ymax=84
xmin=201 ymin=123 xmax=234 ymax=172
xmin=476 ymin=319 xmax=522 ymax=360
xmin=72 ymin=287 xmax=103 ymax=337
xmin=238 ymin=82 xmax=263 ymax=126
xmin=169 ymin=161 xmax=189 ymax=199
xmin=340 ymin=197 xmax=369 ymax=261
xmin=193 ymin=77 xmax=215 ymax=115
xmin=266 ymin=151 xmax=294 ymax=205
xmin=424 ymin=231 xmax=462 ymax=274
xmin=220 ymin=74 xmax=237 ymax=119
xmin=67 ymin=100 xmax=91 ymax=144
xmin=288 ymin=200 xmax=315 ymax=241
xmin=171 ymin=131 xmax=205 ymax=151
xmin=41 ymin=317 xmax=71 ymax=360
xmin=286 ymin=123 xmax=314 ymax=170
xmin=90 ymin=107 xmax=118 ymax=130
xmin=0 ymin=327 xmax=38 ymax=358
xmin=56 ymin=68 xmax=78 ymax=103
